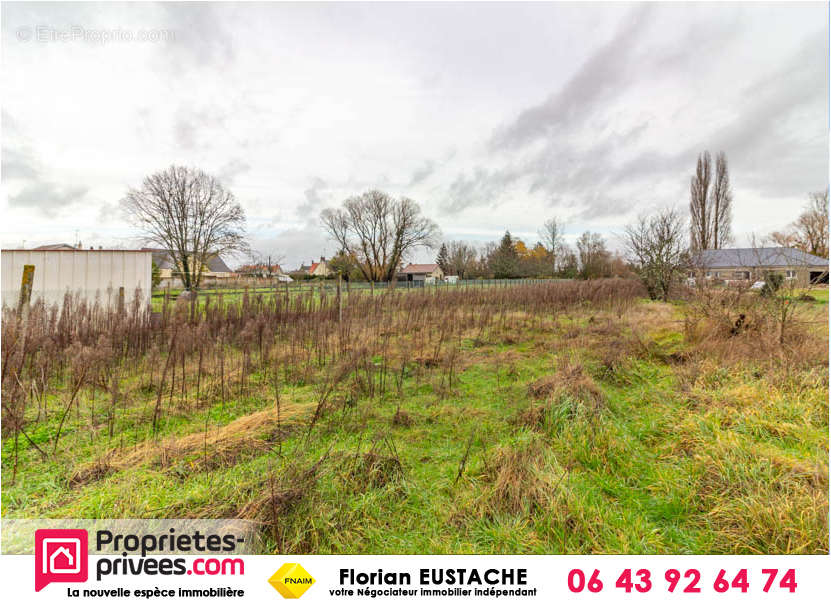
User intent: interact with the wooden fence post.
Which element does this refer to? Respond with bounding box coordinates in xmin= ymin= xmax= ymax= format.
xmin=117 ymin=286 xmax=125 ymax=314
xmin=337 ymin=272 xmax=343 ymax=323
xmin=18 ymin=264 xmax=34 ymax=316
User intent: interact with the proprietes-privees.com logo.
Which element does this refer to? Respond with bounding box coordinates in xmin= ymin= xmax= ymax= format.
xmin=34 ymin=528 xmax=245 ymax=592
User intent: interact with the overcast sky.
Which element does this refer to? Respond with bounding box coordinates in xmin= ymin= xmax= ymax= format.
xmin=2 ymin=2 xmax=828 ymax=269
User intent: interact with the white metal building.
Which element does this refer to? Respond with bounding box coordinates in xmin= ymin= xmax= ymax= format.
xmin=1 ymin=249 xmax=153 ymax=308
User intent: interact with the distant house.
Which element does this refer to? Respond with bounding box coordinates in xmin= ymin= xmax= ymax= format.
xmin=690 ymin=247 xmax=829 ymax=284
xmin=33 ymin=243 xmax=78 ymax=251
xmin=309 ymin=257 xmax=332 ymax=277
xmin=400 ymin=263 xmax=444 ymax=283
xmin=144 ymin=249 xmax=235 ymax=287
xmin=236 ymin=262 xmax=285 ymax=278
xmin=296 ymin=257 xmax=332 ymax=278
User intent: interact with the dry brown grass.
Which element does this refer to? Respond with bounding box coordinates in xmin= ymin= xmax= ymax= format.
xmin=476 ymin=433 xmax=565 ymax=516
xmin=235 ymin=452 xmax=329 ymax=537
xmin=340 ymin=451 xmax=404 ymax=491
xmin=68 ymin=457 xmax=114 ymax=487
xmin=527 ymin=360 xmax=606 ymax=404
xmin=527 ymin=375 xmax=560 ymax=400
xmin=71 ymin=400 xmax=314 ymax=480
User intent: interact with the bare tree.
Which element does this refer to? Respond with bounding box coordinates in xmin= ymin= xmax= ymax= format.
xmin=321 ymin=190 xmax=440 ymax=282
xmin=576 ymin=231 xmax=611 ymax=279
xmin=539 ymin=217 xmax=566 ymax=272
xmin=710 ymin=151 xmax=733 ymax=249
xmin=624 ymin=208 xmax=688 ymax=301
xmin=765 ymin=190 xmax=829 ymax=259
xmin=122 ymin=165 xmax=248 ymax=290
xmin=766 ymin=230 xmax=800 ymax=249
xmin=794 ymin=190 xmax=829 ymax=258
xmin=689 ymin=151 xmax=712 ymax=251
xmin=446 ymin=240 xmax=478 ymax=278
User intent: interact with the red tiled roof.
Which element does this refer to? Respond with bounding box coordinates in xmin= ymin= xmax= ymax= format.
xmin=402 ymin=263 xmax=439 ymax=273
xmin=309 ymin=262 xmax=319 ymax=273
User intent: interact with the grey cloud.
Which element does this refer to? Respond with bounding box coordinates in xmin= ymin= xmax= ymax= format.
xmin=9 ymin=182 xmax=89 ymax=216
xmin=1 ymin=141 xmax=92 ymax=217
xmin=490 ymin=5 xmax=653 ymax=151
xmin=442 ymin=7 xmax=825 ymax=222
xmin=296 ymin=177 xmax=329 ymax=227
xmin=97 ymin=202 xmax=120 ymax=223
xmin=173 ymin=117 xmax=197 ymax=149
xmin=173 ymin=105 xmax=229 ymax=149
xmin=439 ymin=7 xmax=658 ymax=216
xmin=1 ymin=110 xmax=21 ymax=137
xmin=218 ymin=158 xmax=251 ymax=185
xmin=409 ymin=161 xmax=436 ymax=186
xmin=2 ymin=146 xmax=39 ymax=180
xmin=440 ymin=117 xmax=654 ymax=217
xmin=250 ymin=227 xmax=330 ymax=271
xmin=159 ymin=3 xmax=235 ymax=73
xmin=608 ymin=29 xmax=828 ymax=196
xmin=710 ymin=32 xmax=828 ymax=195
xmin=444 ymin=167 xmax=510 ymax=214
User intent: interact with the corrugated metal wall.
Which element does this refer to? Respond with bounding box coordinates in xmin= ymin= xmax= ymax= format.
xmin=1 ymin=250 xmax=152 ymax=308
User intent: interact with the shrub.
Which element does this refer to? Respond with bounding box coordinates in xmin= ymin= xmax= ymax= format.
xmin=760 ymin=272 xmax=784 ymax=297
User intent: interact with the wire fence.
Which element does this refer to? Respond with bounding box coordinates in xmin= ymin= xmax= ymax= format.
xmin=149 ymin=277 xmax=569 ymax=301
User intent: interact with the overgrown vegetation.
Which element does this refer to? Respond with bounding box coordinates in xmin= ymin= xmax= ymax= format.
xmin=2 ymin=279 xmax=827 ymax=554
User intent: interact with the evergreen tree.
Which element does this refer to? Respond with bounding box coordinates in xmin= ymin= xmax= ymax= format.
xmin=489 ymin=231 xmax=520 ymax=278
xmin=436 ymin=243 xmax=450 ymax=274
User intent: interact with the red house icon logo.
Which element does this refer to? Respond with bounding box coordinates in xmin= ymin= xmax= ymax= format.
xmin=35 ymin=529 xmax=88 ymax=591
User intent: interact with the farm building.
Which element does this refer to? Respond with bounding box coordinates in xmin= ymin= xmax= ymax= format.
xmin=690 ymin=247 xmax=829 ymax=284
xmin=400 ymin=263 xmax=444 ymax=283
xmin=1 ymin=247 xmax=153 ymax=308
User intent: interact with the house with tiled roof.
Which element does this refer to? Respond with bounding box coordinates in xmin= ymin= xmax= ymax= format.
xmin=400 ymin=263 xmax=444 ymax=282
xmin=236 ymin=262 xmax=284 ymax=277
xmin=690 ymin=247 xmax=828 ymax=284
xmin=142 ymin=248 xmax=235 ymax=287
xmin=298 ymin=257 xmax=332 ymax=277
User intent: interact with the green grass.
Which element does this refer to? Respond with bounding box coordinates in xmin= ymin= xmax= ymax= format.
xmin=3 ymin=300 xmax=827 ymax=554
xmin=797 ymin=286 xmax=829 ymax=303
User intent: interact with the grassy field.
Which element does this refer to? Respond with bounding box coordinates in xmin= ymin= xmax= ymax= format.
xmin=2 ymin=281 xmax=828 ymax=554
